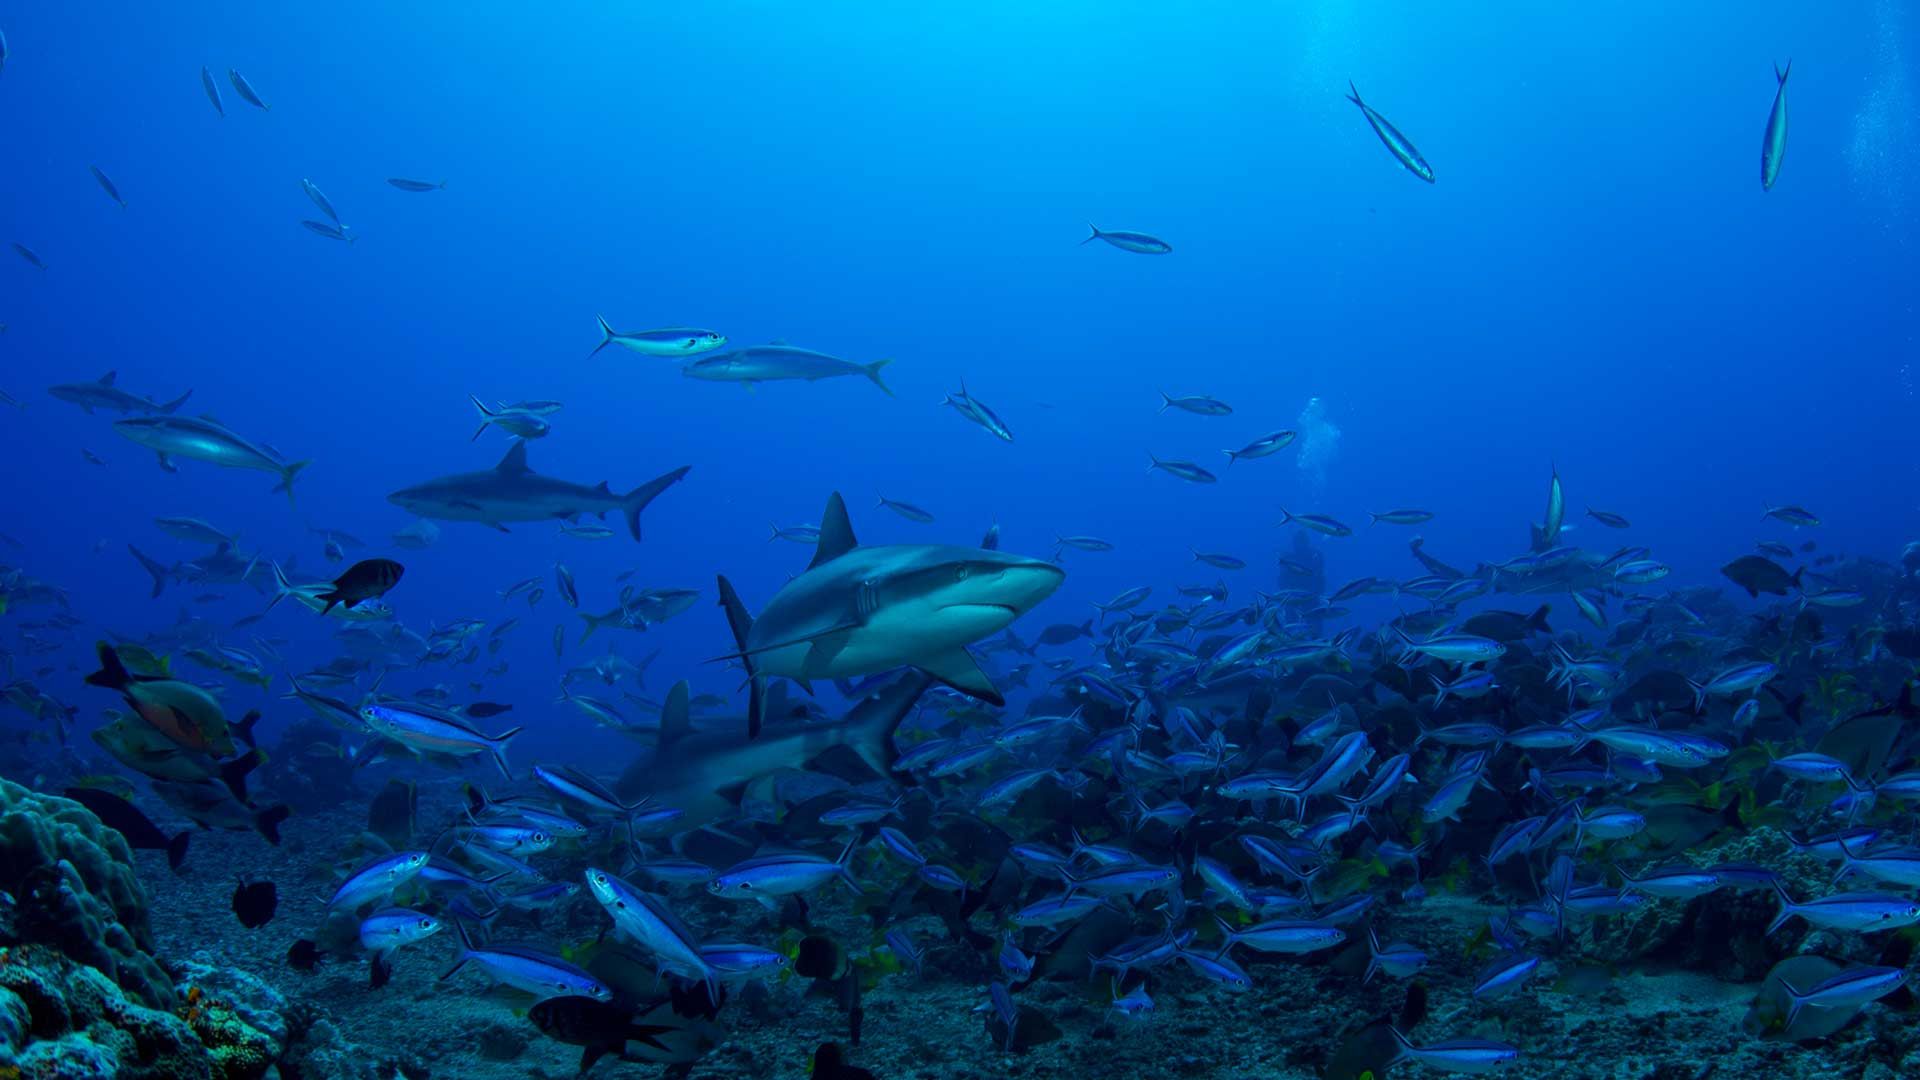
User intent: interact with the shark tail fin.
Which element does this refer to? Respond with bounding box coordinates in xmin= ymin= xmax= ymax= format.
xmin=127 ymin=544 xmax=170 ymax=599
xmin=621 ymin=466 xmax=691 ymax=542
xmin=715 ymin=574 xmax=766 ymax=738
xmin=273 ymin=461 xmax=311 ymax=507
xmin=159 ymin=390 xmax=193 ymax=414
xmin=863 ymin=359 xmax=893 ymax=397
xmin=590 ymin=315 xmax=616 ymax=358
xmin=1082 ymin=224 xmax=1101 ymax=245
xmin=849 ymin=672 xmax=934 ymax=778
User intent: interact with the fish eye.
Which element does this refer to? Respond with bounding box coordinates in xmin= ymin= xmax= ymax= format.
xmin=956 ymin=566 xmax=971 ymax=581
xmin=419 ymin=918 xmax=434 ymax=929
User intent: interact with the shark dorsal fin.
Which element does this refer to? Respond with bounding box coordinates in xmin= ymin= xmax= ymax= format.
xmin=659 ymin=680 xmax=691 ymax=749
xmin=99 ymin=370 xmax=118 ymax=386
xmin=497 ymin=442 xmax=532 ymax=473
xmin=809 ymin=493 xmax=858 ymax=569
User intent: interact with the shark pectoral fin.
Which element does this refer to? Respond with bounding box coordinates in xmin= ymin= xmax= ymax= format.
xmin=801 ymin=631 xmax=853 ymax=676
xmin=793 ymin=678 xmax=815 ymax=696
xmin=715 ymin=781 xmax=749 ymax=806
xmin=916 ymin=648 xmax=1003 ymax=706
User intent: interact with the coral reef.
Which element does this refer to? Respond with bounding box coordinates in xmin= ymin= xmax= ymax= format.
xmin=0 ymin=777 xmax=172 ymax=1008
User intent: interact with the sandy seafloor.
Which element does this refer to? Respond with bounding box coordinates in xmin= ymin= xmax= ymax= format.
xmin=140 ymin=790 xmax=1919 ymax=1080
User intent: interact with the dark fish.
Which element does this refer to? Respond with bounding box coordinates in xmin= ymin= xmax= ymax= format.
xmin=13 ymin=242 xmax=45 ymax=270
xmin=368 ymin=779 xmax=417 ymax=849
xmin=228 ymin=68 xmax=269 ymax=110
xmin=1721 ymin=555 xmax=1800 ymax=598
xmin=387 ymin=177 xmax=446 ymax=191
xmin=201 ymin=65 xmax=223 ymax=116
xmin=467 ymin=701 xmax=514 ymax=718
xmin=527 ymin=996 xmax=674 ymax=1075
xmin=232 ymin=878 xmax=278 ymax=929
xmin=90 ymin=165 xmax=126 ymax=208
xmin=316 ymin=558 xmax=404 ymax=614
xmin=287 ymin=939 xmax=324 ymax=971
xmin=62 ymin=787 xmax=190 ymax=870
xmin=1586 ymin=507 xmax=1631 ymax=528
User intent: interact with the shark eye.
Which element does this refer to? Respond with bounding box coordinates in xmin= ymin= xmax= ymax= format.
xmin=956 ymin=566 xmax=971 ymax=581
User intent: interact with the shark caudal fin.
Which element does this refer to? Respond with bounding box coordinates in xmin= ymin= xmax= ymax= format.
xmin=715 ymin=574 xmax=767 ymax=738
xmin=621 ymin=466 xmax=691 ymax=542
xmin=159 ymin=390 xmax=193 ymax=414
xmin=846 ymin=671 xmax=934 ymax=778
xmin=127 ymin=544 xmax=171 ymax=599
xmin=862 ymin=359 xmax=894 ymax=397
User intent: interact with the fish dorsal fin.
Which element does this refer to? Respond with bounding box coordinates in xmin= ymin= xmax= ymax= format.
xmin=99 ymin=370 xmax=118 ymax=386
xmin=594 ymin=481 xmax=612 ymax=496
xmin=809 ymin=493 xmax=858 ymax=569
xmin=497 ymin=442 xmax=532 ymax=473
xmin=658 ymin=680 xmax=691 ymax=750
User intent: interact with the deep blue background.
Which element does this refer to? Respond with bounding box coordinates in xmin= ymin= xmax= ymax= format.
xmin=3 ymin=4 xmax=1915 ymax=764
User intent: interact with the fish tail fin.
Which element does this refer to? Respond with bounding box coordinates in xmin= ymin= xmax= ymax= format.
xmin=1385 ymin=1026 xmax=1416 ymax=1065
xmin=166 ymin=831 xmax=191 ymax=871
xmin=1082 ymin=224 xmax=1101 ymax=245
xmin=590 ymin=314 xmax=616 ymax=358
xmin=265 ymin=561 xmax=295 ymax=613
xmin=1158 ymin=391 xmax=1172 ymax=414
xmin=159 ymin=390 xmax=193 ymax=414
xmin=85 ymin=642 xmax=132 ymax=691
xmin=621 ymin=465 xmax=691 ymax=541
xmin=1344 ymin=80 xmax=1363 ymax=106
xmin=1209 ymin=913 xmax=1237 ymax=948
xmin=235 ymin=709 xmax=262 ymax=751
xmin=715 ymin=573 xmax=765 ymax=737
xmin=255 ymin=804 xmax=291 ymax=844
xmin=441 ymin=921 xmax=475 ymax=980
xmin=488 ymin=726 xmax=523 ymax=781
xmin=863 ymin=359 xmax=893 ymax=396
xmin=273 ymin=461 xmax=311 ymax=507
xmin=578 ymin=609 xmax=613 ymax=645
xmin=1221 ymin=449 xmax=1236 ymax=467
xmin=469 ymin=394 xmax=494 ymax=441
xmin=1686 ymin=678 xmax=1706 ymax=712
xmin=1766 ymin=878 xmax=1799 ymax=935
xmin=1777 ymin=60 xmax=1791 ymax=85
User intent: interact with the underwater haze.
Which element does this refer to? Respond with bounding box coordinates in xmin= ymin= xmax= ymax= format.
xmin=3 ymin=3 xmax=1920 ymax=1079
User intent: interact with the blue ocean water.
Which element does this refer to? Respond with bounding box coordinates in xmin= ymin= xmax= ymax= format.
xmin=2 ymin=3 xmax=1919 ymax=1073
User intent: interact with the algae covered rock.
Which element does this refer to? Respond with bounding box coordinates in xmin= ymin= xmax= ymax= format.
xmin=0 ymin=777 xmax=172 ymax=1007
xmin=0 ymin=943 xmax=212 ymax=1080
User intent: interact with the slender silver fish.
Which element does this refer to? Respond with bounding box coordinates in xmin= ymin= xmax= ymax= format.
xmin=201 ymin=65 xmax=223 ymax=117
xmin=1345 ymin=81 xmax=1434 ymax=183
xmin=1761 ymin=61 xmax=1790 ymax=191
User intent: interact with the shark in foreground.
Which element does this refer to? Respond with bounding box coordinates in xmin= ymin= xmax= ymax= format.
xmin=387 ymin=442 xmax=690 ymax=541
xmin=716 ymin=492 xmax=1063 ymax=735
xmin=615 ymin=672 xmax=933 ymax=828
